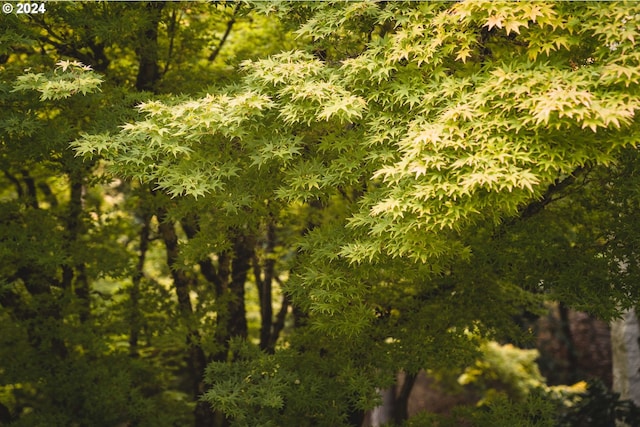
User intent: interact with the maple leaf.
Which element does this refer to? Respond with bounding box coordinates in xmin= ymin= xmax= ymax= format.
xmin=56 ymin=60 xmax=71 ymax=72
xmin=484 ymin=14 xmax=504 ymax=31
xmin=521 ymin=3 xmax=545 ymax=23
xmin=504 ymin=19 xmax=528 ymax=35
xmin=456 ymin=48 xmax=472 ymax=63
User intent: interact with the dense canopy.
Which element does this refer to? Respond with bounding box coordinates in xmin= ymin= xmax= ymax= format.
xmin=2 ymin=1 xmax=640 ymax=426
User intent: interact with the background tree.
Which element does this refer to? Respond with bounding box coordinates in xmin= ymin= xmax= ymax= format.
xmin=1 ymin=2 xmax=294 ymax=426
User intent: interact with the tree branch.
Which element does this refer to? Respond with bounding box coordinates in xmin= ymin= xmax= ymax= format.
xmin=163 ymin=6 xmax=181 ymax=75
xmin=20 ymin=170 xmax=38 ymax=209
xmin=3 ymin=170 xmax=23 ymax=198
xmin=518 ymin=166 xmax=588 ymax=220
xmin=208 ymin=3 xmax=241 ymax=62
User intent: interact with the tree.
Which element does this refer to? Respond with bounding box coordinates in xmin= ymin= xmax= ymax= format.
xmin=1 ymin=2 xmax=294 ymax=426
xmin=73 ymin=1 xmax=640 ymax=425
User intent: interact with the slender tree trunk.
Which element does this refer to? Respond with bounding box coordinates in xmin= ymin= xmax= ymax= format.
xmin=2 ymin=170 xmax=23 ymax=197
xmin=369 ymin=388 xmax=394 ymax=427
xmin=129 ymin=212 xmax=150 ymax=358
xmin=367 ymin=372 xmax=416 ymax=427
xmin=158 ymin=216 xmax=215 ymax=427
xmin=268 ymin=289 xmax=289 ymax=351
xmin=254 ymin=221 xmax=276 ymax=351
xmin=212 ymin=252 xmax=231 ymax=363
xmin=181 ymin=215 xmax=232 ymax=362
xmin=20 ymin=170 xmax=38 ymax=209
xmin=558 ymin=302 xmax=579 ymax=384
xmin=611 ymin=308 xmax=640 ymax=406
xmin=229 ymin=234 xmax=252 ymax=339
xmin=393 ymin=372 xmax=417 ymax=424
xmin=135 ymin=2 xmax=164 ymax=92
xmin=207 ymin=3 xmax=240 ymax=62
xmin=60 ymin=165 xmax=91 ymax=321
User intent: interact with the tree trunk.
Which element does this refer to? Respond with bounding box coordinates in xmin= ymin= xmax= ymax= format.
xmin=129 ymin=211 xmax=150 ymax=357
xmin=254 ymin=221 xmax=276 ymax=352
xmin=368 ymin=387 xmax=394 ymax=427
xmin=559 ymin=302 xmax=579 ymax=384
xmin=229 ymin=234 xmax=251 ymax=339
xmin=393 ymin=372 xmax=417 ymax=424
xmin=135 ymin=2 xmax=164 ymax=92
xmin=366 ymin=372 xmax=417 ymax=427
xmin=611 ymin=308 xmax=640 ymax=406
xmin=158 ymin=217 xmax=215 ymax=427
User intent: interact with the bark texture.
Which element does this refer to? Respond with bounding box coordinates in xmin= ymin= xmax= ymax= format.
xmin=611 ymin=308 xmax=640 ymax=406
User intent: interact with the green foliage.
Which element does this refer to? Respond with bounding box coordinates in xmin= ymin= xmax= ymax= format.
xmin=3 ymin=353 xmax=179 ymax=427
xmin=473 ymin=391 xmax=557 ymax=427
xmin=558 ymin=380 xmax=640 ymax=427
xmin=5 ymin=1 xmax=640 ymax=426
xmin=204 ymin=337 xmax=386 ymax=427
xmin=69 ymin=2 xmax=640 ymax=424
xmin=203 ymin=340 xmax=292 ymax=426
xmin=77 ymin=1 xmax=640 ymax=268
xmin=404 ymin=391 xmax=557 ymax=427
xmin=13 ymin=60 xmax=102 ymax=101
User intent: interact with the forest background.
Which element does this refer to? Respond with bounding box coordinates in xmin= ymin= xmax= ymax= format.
xmin=2 ymin=1 xmax=640 ymax=426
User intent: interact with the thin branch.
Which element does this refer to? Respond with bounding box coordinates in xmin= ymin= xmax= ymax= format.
xmin=494 ymin=165 xmax=590 ymax=239
xmin=29 ymin=15 xmax=97 ymax=66
xmin=3 ymin=170 xmax=23 ymax=198
xmin=518 ymin=166 xmax=587 ymax=220
xmin=37 ymin=182 xmax=58 ymax=208
xmin=129 ymin=212 xmax=151 ymax=357
xmin=208 ymin=3 xmax=241 ymax=62
xmin=163 ymin=7 xmax=182 ymax=75
xmin=181 ymin=214 xmax=224 ymax=292
xmin=20 ymin=170 xmax=38 ymax=209
xmin=268 ymin=276 xmax=290 ymax=351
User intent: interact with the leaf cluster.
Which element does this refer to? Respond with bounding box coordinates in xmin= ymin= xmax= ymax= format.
xmin=13 ymin=60 xmax=102 ymax=101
